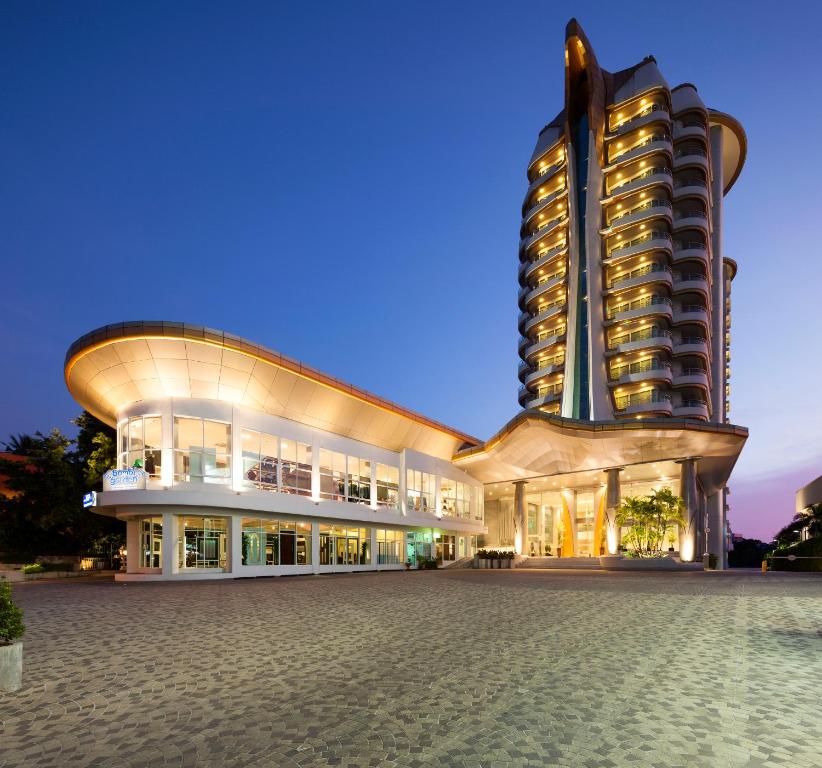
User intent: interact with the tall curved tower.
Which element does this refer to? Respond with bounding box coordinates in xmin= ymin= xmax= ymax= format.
xmin=517 ymin=20 xmax=745 ymax=423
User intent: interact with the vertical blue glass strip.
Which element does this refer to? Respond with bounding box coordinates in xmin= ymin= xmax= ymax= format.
xmin=571 ymin=114 xmax=590 ymax=420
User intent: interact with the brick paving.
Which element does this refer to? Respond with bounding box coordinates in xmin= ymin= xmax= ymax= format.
xmin=1 ymin=569 xmax=821 ymax=768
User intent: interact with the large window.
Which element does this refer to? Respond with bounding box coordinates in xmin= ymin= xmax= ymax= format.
xmin=347 ymin=456 xmax=371 ymax=505
xmin=319 ymin=449 xmax=346 ymax=501
xmin=173 ymin=417 xmax=231 ymax=484
xmin=241 ymin=518 xmax=311 ymax=566
xmin=435 ymin=534 xmax=456 ymax=561
xmin=319 ymin=525 xmax=370 ymax=565
xmin=376 ymin=529 xmax=405 ymax=564
xmin=441 ymin=479 xmax=471 ymax=519
xmin=407 ymin=469 xmax=435 ymax=513
xmin=140 ymin=517 xmax=162 ymax=569
xmin=118 ymin=416 xmax=162 ymax=477
xmin=241 ymin=429 xmax=311 ymax=496
xmin=178 ymin=516 xmax=228 ymax=569
xmin=376 ymin=464 xmax=399 ymax=509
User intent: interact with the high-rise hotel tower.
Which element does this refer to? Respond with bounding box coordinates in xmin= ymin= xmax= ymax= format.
xmin=517 ymin=20 xmax=745 ymax=423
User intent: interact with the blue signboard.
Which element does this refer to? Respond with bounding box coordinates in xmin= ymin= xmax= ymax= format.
xmin=82 ymin=491 xmax=97 ymax=508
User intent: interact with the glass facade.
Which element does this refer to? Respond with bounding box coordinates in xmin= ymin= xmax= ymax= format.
xmin=376 ymin=464 xmax=399 ymax=509
xmin=319 ymin=525 xmax=371 ymax=565
xmin=118 ymin=416 xmax=162 ymax=477
xmin=174 ymin=417 xmax=231 ymax=484
xmin=406 ymin=469 xmax=435 ymax=513
xmin=178 ymin=516 xmax=228 ymax=569
xmin=140 ymin=516 xmax=162 ymax=568
xmin=241 ymin=429 xmax=311 ymax=496
xmin=440 ymin=479 xmax=471 ymax=519
xmin=240 ymin=518 xmax=311 ymax=566
xmin=376 ymin=529 xmax=405 ymax=564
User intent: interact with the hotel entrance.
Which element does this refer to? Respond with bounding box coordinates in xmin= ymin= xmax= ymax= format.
xmin=179 ymin=516 xmax=229 ymax=570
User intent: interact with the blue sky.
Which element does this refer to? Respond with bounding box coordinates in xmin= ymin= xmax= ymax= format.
xmin=3 ymin=0 xmax=820 ymax=539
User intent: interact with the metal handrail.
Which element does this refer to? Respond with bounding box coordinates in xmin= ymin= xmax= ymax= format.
xmin=609 ymin=198 xmax=672 ymax=224
xmin=610 ymin=358 xmax=671 ymax=379
xmin=533 ymin=160 xmax=564 ymax=179
xmin=675 ymin=147 xmax=708 ymax=158
xmin=610 ymin=230 xmax=671 ymax=255
xmin=608 ymin=263 xmax=671 ymax=287
xmin=611 ymin=103 xmax=666 ymax=130
xmin=675 ymin=272 xmax=707 ymax=282
xmin=609 ymin=327 xmax=672 ymax=348
xmin=607 ymin=295 xmax=672 ymax=318
xmin=611 ymin=166 xmax=672 ymax=192
xmin=528 ymin=298 xmax=566 ymax=321
xmin=679 ymin=336 xmax=706 ymax=345
xmin=674 ymin=209 xmax=706 ymax=220
xmin=673 ymin=177 xmax=707 ymax=188
xmin=530 ymin=214 xmax=565 ymax=235
xmin=611 ymin=134 xmax=671 ymax=161
xmin=678 ymin=303 xmax=707 ymax=313
xmin=679 ymin=398 xmax=707 ymax=408
xmin=616 ymin=389 xmax=672 ymax=409
xmin=674 ymin=240 xmax=706 ymax=251
xmin=679 ymin=367 xmax=707 ymax=376
xmin=535 ymin=326 xmax=567 ymax=342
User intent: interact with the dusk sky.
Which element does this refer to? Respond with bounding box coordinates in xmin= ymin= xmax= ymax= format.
xmin=2 ymin=1 xmax=820 ymax=541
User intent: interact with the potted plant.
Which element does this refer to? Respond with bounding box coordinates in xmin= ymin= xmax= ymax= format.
xmin=503 ymin=551 xmax=514 ymax=568
xmin=0 ymin=581 xmax=25 ymax=692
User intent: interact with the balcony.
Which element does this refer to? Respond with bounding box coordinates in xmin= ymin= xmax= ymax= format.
xmin=607 ymin=167 xmax=672 ymax=199
xmin=520 ymin=330 xmax=567 ymax=361
xmin=673 ymin=304 xmax=710 ymax=328
xmin=673 ymin=337 xmax=709 ymax=359
xmin=673 ymin=240 xmax=709 ymax=268
xmin=606 ymin=295 xmax=672 ymax=324
xmin=526 ymin=158 xmax=566 ymax=190
xmin=672 ymin=368 xmax=710 ymax=390
xmin=523 ymin=185 xmax=567 ymax=222
xmin=522 ymin=358 xmax=565 ymax=388
xmin=606 ymin=230 xmax=672 ymax=263
xmin=606 ymin=263 xmax=672 ymax=294
xmin=606 ymin=135 xmax=672 ymax=169
xmin=673 ymin=120 xmax=707 ymax=140
xmin=522 ymin=385 xmax=564 ymax=409
xmin=614 ymin=389 xmax=673 ymax=416
xmin=519 ymin=242 xmax=568 ymax=281
xmin=602 ymin=198 xmax=672 ymax=234
xmin=673 ymin=146 xmax=709 ymax=171
xmin=609 ymin=359 xmax=672 ymax=387
xmin=673 ymin=176 xmax=709 ymax=201
xmin=672 ymin=400 xmax=709 ymax=420
xmin=519 ymin=271 xmax=566 ymax=311
xmin=673 ymin=209 xmax=708 ymax=232
xmin=520 ymin=300 xmax=567 ymax=335
xmin=673 ymin=273 xmax=709 ymax=299
xmin=520 ymin=214 xmax=567 ymax=253
xmin=609 ymin=104 xmax=670 ymax=136
xmin=607 ymin=327 xmax=672 ymax=356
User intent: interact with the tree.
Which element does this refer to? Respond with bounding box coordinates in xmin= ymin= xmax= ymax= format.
xmin=615 ymin=487 xmax=686 ymax=558
xmin=0 ymin=582 xmax=25 ymax=644
xmin=0 ymin=412 xmax=123 ymax=558
xmin=72 ymin=411 xmax=116 ymax=488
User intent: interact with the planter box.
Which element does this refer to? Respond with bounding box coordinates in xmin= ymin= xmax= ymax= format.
xmin=599 ymin=555 xmax=703 ymax=571
xmin=0 ymin=642 xmax=22 ymax=693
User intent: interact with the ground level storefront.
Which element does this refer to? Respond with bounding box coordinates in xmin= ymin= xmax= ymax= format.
xmin=121 ymin=509 xmax=478 ymax=580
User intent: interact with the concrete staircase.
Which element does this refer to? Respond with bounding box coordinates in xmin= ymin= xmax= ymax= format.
xmin=516 ymin=556 xmax=602 ymax=570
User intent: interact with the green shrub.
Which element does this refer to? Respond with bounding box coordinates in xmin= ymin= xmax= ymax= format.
xmin=0 ymin=582 xmax=25 ymax=644
xmin=21 ymin=563 xmax=45 ymax=574
xmin=770 ymin=537 xmax=822 ymax=572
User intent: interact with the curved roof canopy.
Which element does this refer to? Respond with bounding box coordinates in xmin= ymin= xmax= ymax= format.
xmin=708 ymin=109 xmax=747 ymax=194
xmin=453 ymin=411 xmax=748 ymax=494
xmin=65 ymin=322 xmax=480 ymax=459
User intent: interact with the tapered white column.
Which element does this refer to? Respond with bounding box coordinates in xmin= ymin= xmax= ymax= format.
xmin=707 ymin=491 xmax=726 ymax=569
xmin=514 ymin=481 xmax=528 ymax=555
xmin=677 ymin=458 xmax=699 ymax=562
xmin=604 ymin=467 xmax=622 ymax=555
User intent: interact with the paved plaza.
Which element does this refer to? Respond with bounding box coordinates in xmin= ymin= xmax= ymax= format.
xmin=1 ymin=569 xmax=821 ymax=768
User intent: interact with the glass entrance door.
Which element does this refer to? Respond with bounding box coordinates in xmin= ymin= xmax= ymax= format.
xmin=575 ymin=493 xmax=595 ymax=557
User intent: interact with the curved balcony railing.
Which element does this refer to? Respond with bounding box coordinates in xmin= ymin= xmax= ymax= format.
xmin=520 ymin=270 xmax=566 ymax=307
xmin=673 ymin=176 xmax=707 ymax=189
xmin=606 ymin=295 xmax=671 ymax=320
xmin=610 ymin=103 xmax=667 ymax=132
xmin=530 ymin=159 xmax=564 ymax=182
xmin=608 ymin=262 xmax=671 ymax=289
xmin=608 ymin=327 xmax=671 ymax=350
xmin=608 ymin=198 xmax=672 ymax=227
xmin=679 ymin=335 xmax=707 ymax=345
xmin=674 ymin=271 xmax=707 ymax=283
xmin=674 ymin=209 xmax=707 ymax=221
xmin=609 ymin=358 xmax=671 ymax=381
xmin=521 ymin=215 xmax=567 ymax=252
xmin=615 ymin=389 xmax=672 ymax=411
xmin=674 ymin=240 xmax=707 ymax=252
xmin=675 ymin=147 xmax=708 ymax=159
xmin=608 ymin=134 xmax=672 ymax=165
xmin=609 ymin=230 xmax=671 ymax=257
xmin=610 ymin=166 xmax=672 ymax=194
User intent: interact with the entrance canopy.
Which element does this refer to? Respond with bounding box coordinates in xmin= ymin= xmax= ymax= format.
xmin=452 ymin=411 xmax=747 ymax=494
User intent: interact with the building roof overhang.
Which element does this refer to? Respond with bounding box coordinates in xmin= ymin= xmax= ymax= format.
xmin=64 ymin=321 xmax=481 ymax=459
xmin=708 ymin=109 xmax=747 ymax=195
xmin=796 ymin=474 xmax=822 ymax=513
xmin=452 ymin=411 xmax=748 ymax=494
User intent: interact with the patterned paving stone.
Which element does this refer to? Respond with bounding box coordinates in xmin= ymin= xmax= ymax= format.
xmin=0 ymin=570 xmax=821 ymax=767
